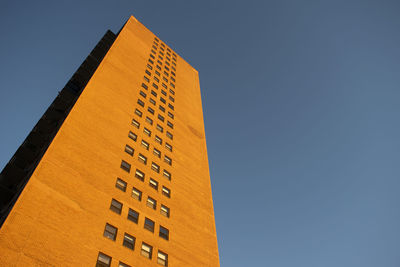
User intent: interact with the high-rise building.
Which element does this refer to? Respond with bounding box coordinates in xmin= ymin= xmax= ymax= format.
xmin=0 ymin=16 xmax=219 ymax=266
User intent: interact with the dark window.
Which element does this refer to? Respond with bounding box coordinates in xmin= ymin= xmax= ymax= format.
xmin=142 ymin=83 xmax=148 ymax=90
xmin=170 ymin=77 xmax=175 ymax=83
xmin=141 ymin=243 xmax=153 ymax=259
xmin=167 ymin=121 xmax=173 ymax=129
xmin=159 ymin=105 xmax=165 ymax=112
xmin=147 ymin=64 xmax=153 ymax=70
xmin=169 ymin=96 xmax=174 ymax=102
xmin=162 ymin=83 xmax=167 ymax=89
xmin=150 ymin=54 xmax=155 ymax=59
xmin=119 ymin=261 xmax=131 ymax=267
xmin=166 ymin=131 xmax=173 ymax=140
xmin=138 ymin=153 xmax=147 ymax=165
xmin=135 ymin=169 xmax=145 ymax=181
xmin=154 ymin=76 xmax=160 ymax=83
xmin=160 ymin=97 xmax=166 ymax=104
xmin=155 ymin=70 xmax=160 ymax=76
xmin=103 ymin=223 xmax=117 ymax=241
xmin=151 ymin=162 xmax=160 ymax=173
xmin=135 ymin=109 xmax=142 ymax=117
xmin=169 ymin=89 xmax=175 ymax=95
xmin=141 ymin=140 xmax=149 ymax=150
xmin=148 ymin=107 xmax=155 ymax=115
xmin=115 ymin=178 xmax=127 ymax=192
xmin=160 ymin=205 xmax=170 ymax=218
xmin=146 ymin=197 xmax=157 ymax=210
xmin=168 ymin=104 xmax=174 ymax=110
xmin=149 ymin=178 xmax=158 ymax=190
xmin=151 ymin=90 xmax=157 ymax=97
xmin=123 ymin=233 xmax=136 ymax=250
xmin=164 ymin=155 xmax=172 ymax=165
xmin=110 ymin=199 xmax=122 ymax=214
xmin=150 ymin=98 xmax=156 ymax=105
xmin=171 ymin=71 xmax=175 ymax=77
xmin=155 ymin=135 xmax=162 ymax=144
xmin=145 ymin=70 xmax=151 ymax=76
xmin=153 ymin=148 xmax=161 ymax=158
xmin=146 ymin=116 xmax=153 ymax=125
xmin=158 ymin=114 xmax=165 ymax=122
xmin=127 ymin=208 xmax=139 ymax=223
xmin=137 ymin=99 xmax=145 ymax=107
xmin=164 ymin=71 xmax=169 ymax=77
xmin=156 ymin=65 xmax=161 ymax=71
xmin=96 ymin=252 xmax=111 ymax=267
xmin=120 ymin=160 xmax=131 ymax=173
xmin=153 ymin=83 xmax=159 ymax=89
xmin=144 ymin=76 xmax=150 ymax=82
xmin=132 ymin=187 xmax=142 ymax=201
xmin=125 ymin=145 xmax=134 ymax=156
xmin=162 ymin=186 xmax=171 ymax=198
xmin=148 ymin=59 xmax=154 ymax=64
xmin=165 ymin=143 xmax=172 ymax=152
xmin=159 ymin=226 xmax=169 ymax=240
xmin=144 ymin=217 xmax=155 ymax=232
xmin=140 ymin=90 xmax=147 ymax=98
xmin=131 ymin=119 xmax=140 ymax=129
xmin=167 ymin=112 xmax=174 ymax=119
xmin=163 ymin=170 xmax=171 ymax=180
xmin=128 ymin=131 xmax=137 ymax=141
xmin=156 ymin=124 xmax=163 ymax=133
xmin=144 ymin=127 xmax=151 ymax=137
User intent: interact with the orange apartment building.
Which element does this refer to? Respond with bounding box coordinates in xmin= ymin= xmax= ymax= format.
xmin=0 ymin=16 xmax=219 ymax=266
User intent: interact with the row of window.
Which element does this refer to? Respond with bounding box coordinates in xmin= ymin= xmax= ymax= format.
xmin=120 ymin=160 xmax=171 ymax=181
xmin=132 ymin=119 xmax=173 ymax=140
xmin=124 ymin=143 xmax=172 ymax=166
xmin=109 ymin=200 xmax=170 ymax=240
xmin=97 ymin=247 xmax=167 ymax=266
xmin=115 ymin=178 xmax=170 ymax=217
xmin=128 ymin=130 xmax=172 ymax=153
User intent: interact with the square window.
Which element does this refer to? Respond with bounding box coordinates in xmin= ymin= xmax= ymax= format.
xmin=103 ymin=223 xmax=117 ymax=241
xmin=146 ymin=116 xmax=153 ymax=125
xmin=141 ymin=140 xmax=149 ymax=150
xmin=151 ymin=162 xmax=160 ymax=173
xmin=138 ymin=153 xmax=147 ymax=165
xmin=153 ymin=148 xmax=161 ymax=158
xmin=157 ymin=251 xmax=168 ymax=266
xmin=141 ymin=242 xmax=153 ymax=259
xmin=160 ymin=205 xmax=170 ymax=218
xmin=144 ymin=127 xmax=151 ymax=137
xmin=149 ymin=178 xmax=158 ymax=190
xmin=159 ymin=226 xmax=169 ymax=241
xmin=127 ymin=208 xmax=139 ymax=224
xmin=155 ymin=135 xmax=162 ymax=145
xmin=96 ymin=252 xmax=111 ymax=267
xmin=132 ymin=119 xmax=140 ymax=129
xmin=132 ymin=187 xmax=142 ymax=201
xmin=162 ymin=186 xmax=171 ymax=198
xmin=135 ymin=109 xmax=143 ymax=117
xmin=115 ymin=178 xmax=127 ymax=192
xmin=165 ymin=143 xmax=172 ymax=152
xmin=144 ymin=217 xmax=155 ymax=232
xmin=120 ymin=160 xmax=131 ymax=173
xmin=146 ymin=197 xmax=157 ymax=210
xmin=125 ymin=145 xmax=134 ymax=156
xmin=123 ymin=233 xmax=135 ymax=250
xmin=163 ymin=170 xmax=171 ymax=180
xmin=110 ymin=199 xmax=122 ymax=214
xmin=128 ymin=131 xmax=137 ymax=141
xmin=135 ymin=169 xmax=145 ymax=181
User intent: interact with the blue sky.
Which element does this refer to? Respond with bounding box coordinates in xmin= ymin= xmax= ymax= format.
xmin=1 ymin=0 xmax=400 ymax=266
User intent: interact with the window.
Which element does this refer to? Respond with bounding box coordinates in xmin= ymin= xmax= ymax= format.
xmin=148 ymin=59 xmax=154 ymax=64
xmin=168 ymin=103 xmax=174 ymax=110
xmin=125 ymin=145 xmax=134 ymax=156
xmin=135 ymin=169 xmax=145 ymax=181
xmin=169 ymin=88 xmax=175 ymax=95
xmin=150 ymin=98 xmax=156 ymax=105
xmin=153 ymin=83 xmax=159 ymax=89
xmin=157 ymin=251 xmax=168 ymax=266
xmin=120 ymin=160 xmax=131 ymax=173
xmin=155 ymin=70 xmax=160 ymax=76
xmin=138 ymin=153 xmax=147 ymax=165
xmin=128 ymin=131 xmax=137 ymax=141
xmin=165 ymin=66 xmax=170 ymax=71
xmin=156 ymin=65 xmax=161 ymax=71
xmin=157 ymin=60 xmax=163 ymax=65
xmin=156 ymin=124 xmax=164 ymax=133
xmin=137 ymin=99 xmax=145 ymax=107
xmin=171 ymin=66 xmax=176 ymax=71
xmin=103 ymin=223 xmax=117 ymax=241
xmin=140 ymin=90 xmax=147 ymax=98
xmin=153 ymin=148 xmax=161 ymax=158
xmin=141 ymin=140 xmax=149 ymax=150
xmin=146 ymin=197 xmax=157 ymax=210
xmin=148 ymin=107 xmax=155 ymax=115
xmin=164 ymin=155 xmax=172 ymax=165
xmin=144 ymin=76 xmax=150 ymax=83
xmin=135 ymin=109 xmax=142 ymax=117
xmin=161 ymin=90 xmax=167 ymax=96
xmin=167 ymin=112 xmax=174 ymax=119
xmin=162 ymin=186 xmax=171 ymax=198
xmin=141 ymin=83 xmax=148 ymax=90
xmin=155 ymin=135 xmax=162 ymax=145
xmin=152 ymin=45 xmax=157 ymax=50
xmin=159 ymin=105 xmax=165 ymax=112
xmin=96 ymin=252 xmax=111 ymax=267
xmin=154 ymin=76 xmax=160 ymax=83
xmin=159 ymin=226 xmax=169 ymax=241
xmin=167 ymin=121 xmax=173 ymax=129
xmin=158 ymin=114 xmax=165 ymax=122
xmin=166 ymin=131 xmax=173 ymax=140
xmin=162 ymin=83 xmax=167 ymax=89
xmin=163 ymin=170 xmax=171 ymax=180
xmin=150 ymin=53 xmax=155 ymax=59
xmin=151 ymin=90 xmax=157 ymax=97
xmin=160 ymin=97 xmax=166 ymax=104
xmin=119 ymin=262 xmax=131 ymax=267
xmin=160 ymin=205 xmax=170 ymax=218
xmin=165 ymin=143 xmax=172 ymax=152
xmin=123 ymin=233 xmax=135 ymax=250
xmin=131 ymin=119 xmax=140 ymax=129
xmin=149 ymin=178 xmax=158 ymax=190
xmin=146 ymin=116 xmax=153 ymax=125
xmin=172 ymin=61 xmax=176 ymax=66
xmin=171 ymin=71 xmax=176 ymax=77
xmin=127 ymin=208 xmax=139 ymax=224
xmin=169 ymin=96 xmax=174 ymax=102
xmin=151 ymin=162 xmax=160 ymax=173
xmin=132 ymin=187 xmax=142 ymax=201
xmin=145 ymin=70 xmax=151 ymax=76
xmin=115 ymin=178 xmax=127 ymax=192
xmin=163 ymin=71 xmax=169 ymax=77
xmin=144 ymin=217 xmax=155 ymax=232
xmin=165 ymin=61 xmax=170 ymax=66
xmin=110 ymin=199 xmax=122 ymax=214
xmin=147 ymin=64 xmax=153 ymax=70
xmin=144 ymin=127 xmax=151 ymax=137
xmin=141 ymin=243 xmax=153 ymax=259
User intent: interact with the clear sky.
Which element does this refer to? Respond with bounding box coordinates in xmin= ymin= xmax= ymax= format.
xmin=1 ymin=0 xmax=400 ymax=266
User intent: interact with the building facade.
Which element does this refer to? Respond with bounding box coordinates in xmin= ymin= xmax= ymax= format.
xmin=0 ymin=16 xmax=219 ymax=266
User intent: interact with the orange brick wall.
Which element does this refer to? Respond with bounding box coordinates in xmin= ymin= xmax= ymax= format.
xmin=0 ymin=16 xmax=219 ymax=266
